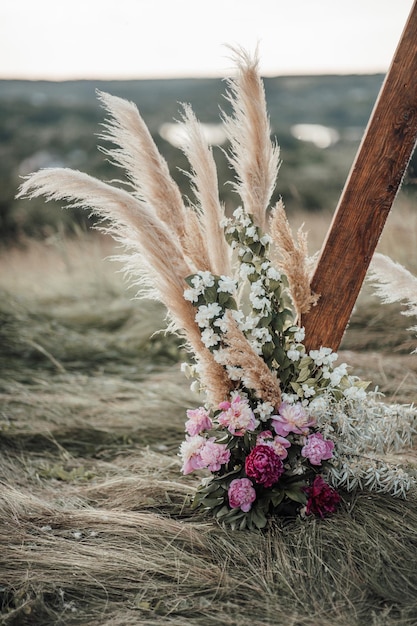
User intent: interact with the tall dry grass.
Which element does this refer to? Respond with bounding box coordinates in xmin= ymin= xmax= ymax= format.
xmin=1 ymin=199 xmax=417 ymax=624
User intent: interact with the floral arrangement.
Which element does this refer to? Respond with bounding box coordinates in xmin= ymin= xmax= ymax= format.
xmin=178 ymin=204 xmax=368 ymax=528
xmin=18 ymin=48 xmax=417 ymax=530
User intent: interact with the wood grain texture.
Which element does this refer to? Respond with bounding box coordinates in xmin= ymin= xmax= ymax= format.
xmin=302 ymin=1 xmax=417 ymax=352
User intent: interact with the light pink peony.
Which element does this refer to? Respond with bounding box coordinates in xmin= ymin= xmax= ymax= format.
xmin=200 ymin=439 xmax=231 ymax=471
xmin=185 ymin=407 xmax=213 ymax=436
xmin=217 ymin=393 xmax=258 ymax=436
xmin=179 ymin=435 xmax=207 ymax=475
xmin=271 ymin=402 xmax=315 ymax=437
xmin=245 ymin=445 xmax=284 ymax=488
xmin=256 ymin=430 xmax=291 ymax=460
xmin=301 ymin=432 xmax=334 ymax=465
xmin=228 ymin=478 xmax=257 ymax=512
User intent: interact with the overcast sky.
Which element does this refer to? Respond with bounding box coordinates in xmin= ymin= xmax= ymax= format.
xmin=0 ymin=0 xmax=414 ymax=80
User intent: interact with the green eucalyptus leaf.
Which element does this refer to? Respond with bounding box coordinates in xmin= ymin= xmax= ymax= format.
xmin=201 ymin=497 xmax=225 ymax=508
xmin=285 ymin=487 xmax=307 ymax=505
xmin=249 ymin=507 xmax=268 ymax=529
xmin=242 ymin=251 xmax=253 ymax=263
xmin=203 ymin=285 xmax=218 ymax=303
xmin=184 ymin=274 xmax=197 ymax=287
xmin=271 ymin=492 xmax=285 ymax=508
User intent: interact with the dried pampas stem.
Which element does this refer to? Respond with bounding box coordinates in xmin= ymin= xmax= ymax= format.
xmin=269 ymin=200 xmax=319 ymax=318
xmin=180 ymin=105 xmax=231 ymax=277
xmin=17 ymin=168 xmax=233 ymax=402
xmin=219 ymin=312 xmax=282 ymax=409
xmin=368 ymin=252 xmax=417 ymax=343
xmin=97 ymin=91 xmax=188 ymax=246
xmin=222 ymin=46 xmax=280 ymax=233
xmin=368 ymin=253 xmax=417 ymax=314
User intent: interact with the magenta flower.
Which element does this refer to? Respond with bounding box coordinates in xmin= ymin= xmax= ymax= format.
xmin=304 ymin=476 xmax=341 ymax=518
xmin=179 ymin=435 xmax=207 ymax=475
xmin=217 ymin=393 xmax=258 ymax=436
xmin=228 ymin=478 xmax=257 ymax=512
xmin=256 ymin=430 xmax=291 ymax=459
xmin=271 ymin=402 xmax=315 ymax=437
xmin=301 ymin=432 xmax=334 ymax=465
xmin=200 ymin=439 xmax=231 ymax=471
xmin=245 ymin=445 xmax=284 ymax=488
xmin=185 ymin=407 xmax=213 ymax=436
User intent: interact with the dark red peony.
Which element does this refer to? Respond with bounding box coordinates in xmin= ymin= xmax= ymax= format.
xmin=304 ymin=475 xmax=341 ymax=518
xmin=245 ymin=445 xmax=284 ymax=488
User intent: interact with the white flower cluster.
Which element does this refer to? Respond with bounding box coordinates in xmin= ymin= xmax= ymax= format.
xmin=223 ymin=208 xmax=284 ymax=357
xmin=184 ymin=270 xmax=240 ymax=357
xmin=183 ymin=271 xmax=215 ymax=303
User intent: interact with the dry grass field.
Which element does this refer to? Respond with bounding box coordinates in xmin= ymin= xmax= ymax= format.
xmin=1 ymin=201 xmax=417 ymax=625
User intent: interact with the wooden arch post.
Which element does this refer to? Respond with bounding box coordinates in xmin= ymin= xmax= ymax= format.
xmin=302 ymin=1 xmax=417 ymax=352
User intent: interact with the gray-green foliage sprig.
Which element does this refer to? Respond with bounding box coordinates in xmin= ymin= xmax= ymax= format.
xmin=311 ymin=393 xmax=417 ymax=497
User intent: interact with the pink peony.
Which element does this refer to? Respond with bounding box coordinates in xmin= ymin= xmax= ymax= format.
xmin=271 ymin=402 xmax=315 ymax=437
xmin=301 ymin=432 xmax=334 ymax=465
xmin=179 ymin=435 xmax=207 ymax=475
xmin=304 ymin=476 xmax=341 ymax=518
xmin=256 ymin=430 xmax=291 ymax=460
xmin=228 ymin=478 xmax=257 ymax=512
xmin=217 ymin=393 xmax=258 ymax=436
xmin=200 ymin=439 xmax=231 ymax=472
xmin=185 ymin=407 xmax=213 ymax=436
xmin=245 ymin=445 xmax=284 ymax=488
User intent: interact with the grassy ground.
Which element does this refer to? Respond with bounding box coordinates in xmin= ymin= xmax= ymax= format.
xmin=1 ymin=206 xmax=417 ymax=625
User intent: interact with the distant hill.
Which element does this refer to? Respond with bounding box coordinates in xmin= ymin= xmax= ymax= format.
xmin=0 ymin=74 xmax=385 ymax=131
xmin=1 ymin=74 xmax=415 ymax=241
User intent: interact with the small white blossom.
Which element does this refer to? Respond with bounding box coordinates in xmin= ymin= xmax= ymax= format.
xmin=287 ymin=345 xmax=301 ymax=361
xmin=201 ymin=328 xmax=220 ymax=348
xmin=239 ymin=315 xmax=261 ymax=331
xmin=302 ymin=383 xmax=316 ymax=398
xmin=260 ymin=234 xmax=272 ymax=245
xmin=251 ymin=327 xmax=272 ymax=343
xmin=226 ymin=365 xmax=243 ymax=381
xmin=245 ymin=225 xmax=259 ymax=241
xmin=190 ymin=380 xmax=201 ymax=394
xmin=249 ymin=339 xmax=263 ymax=355
xmin=184 ymin=287 xmax=200 ymax=303
xmin=250 ymin=295 xmax=271 ymax=311
xmin=231 ymin=309 xmax=245 ymax=325
xmin=282 ymin=392 xmax=298 ymax=404
xmin=218 ymin=275 xmax=237 ymax=294
xmin=233 ymin=207 xmax=251 ymax=226
xmin=239 ymin=263 xmax=256 ymax=279
xmin=195 ymin=303 xmax=222 ymax=327
xmin=343 ymin=386 xmax=367 ymax=401
xmin=266 ymin=266 xmax=281 ymax=281
xmin=213 ymin=315 xmax=229 ymax=333
xmin=294 ymin=327 xmax=305 ymax=343
xmin=250 ymin=279 xmax=265 ymax=297
xmin=193 ymin=271 xmax=215 ymax=289
xmin=254 ymin=402 xmax=274 ymax=421
xmin=181 ymin=362 xmax=198 ymax=379
xmin=309 ymin=346 xmax=337 ymax=367
xmin=308 ymin=395 xmax=329 ymax=414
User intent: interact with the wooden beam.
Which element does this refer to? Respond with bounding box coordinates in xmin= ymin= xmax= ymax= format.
xmin=302 ymin=0 xmax=417 ymax=352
